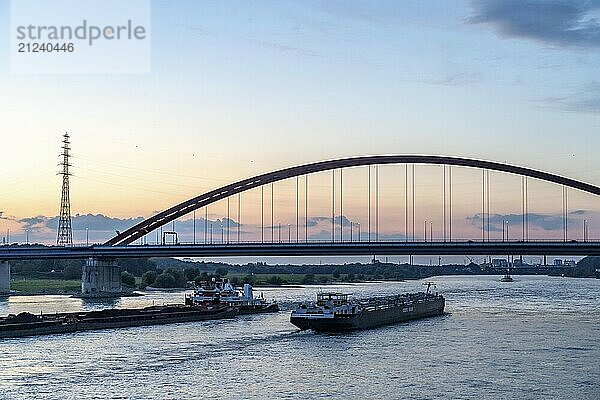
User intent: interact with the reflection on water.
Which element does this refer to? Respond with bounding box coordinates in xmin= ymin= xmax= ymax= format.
xmin=0 ymin=276 xmax=598 ymax=400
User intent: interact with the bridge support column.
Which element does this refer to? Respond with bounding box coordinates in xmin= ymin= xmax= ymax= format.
xmin=81 ymin=258 xmax=122 ymax=298
xmin=0 ymin=261 xmax=10 ymax=294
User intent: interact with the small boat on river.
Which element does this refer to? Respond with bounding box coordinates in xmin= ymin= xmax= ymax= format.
xmin=500 ymin=269 xmax=514 ymax=282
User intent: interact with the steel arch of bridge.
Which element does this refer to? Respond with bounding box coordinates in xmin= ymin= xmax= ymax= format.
xmin=106 ymin=155 xmax=600 ymax=246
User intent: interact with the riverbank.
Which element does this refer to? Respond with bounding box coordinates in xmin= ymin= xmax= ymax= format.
xmin=8 ymin=269 xmax=596 ymax=298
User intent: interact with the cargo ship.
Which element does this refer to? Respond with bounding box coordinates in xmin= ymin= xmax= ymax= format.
xmin=185 ymin=278 xmax=279 ymax=314
xmin=290 ymin=283 xmax=445 ymax=332
xmin=0 ymin=304 xmax=236 ymax=339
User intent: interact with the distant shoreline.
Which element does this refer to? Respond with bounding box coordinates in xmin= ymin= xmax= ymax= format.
xmin=2 ymin=274 xmax=597 ymax=299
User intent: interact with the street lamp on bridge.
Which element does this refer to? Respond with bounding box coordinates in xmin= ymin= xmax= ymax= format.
xmin=430 ymin=222 xmax=433 ymax=242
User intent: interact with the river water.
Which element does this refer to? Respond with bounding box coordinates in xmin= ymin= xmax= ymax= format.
xmin=0 ymin=275 xmax=598 ymax=400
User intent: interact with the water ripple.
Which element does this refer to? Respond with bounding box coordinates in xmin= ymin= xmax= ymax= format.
xmin=0 ymin=276 xmax=599 ymax=400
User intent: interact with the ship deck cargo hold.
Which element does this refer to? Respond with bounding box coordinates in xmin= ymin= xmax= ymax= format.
xmin=0 ymin=305 xmax=236 ymax=339
xmin=290 ymin=287 xmax=445 ymax=332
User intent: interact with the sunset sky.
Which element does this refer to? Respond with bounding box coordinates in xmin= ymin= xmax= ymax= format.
xmin=1 ymin=0 xmax=599 ymax=247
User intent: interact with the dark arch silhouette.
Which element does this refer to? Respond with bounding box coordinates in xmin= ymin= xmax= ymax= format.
xmin=105 ymin=155 xmax=600 ymax=245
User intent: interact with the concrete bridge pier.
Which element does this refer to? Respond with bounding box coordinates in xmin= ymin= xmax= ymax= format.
xmin=0 ymin=261 xmax=10 ymax=294
xmin=81 ymin=258 xmax=122 ymax=298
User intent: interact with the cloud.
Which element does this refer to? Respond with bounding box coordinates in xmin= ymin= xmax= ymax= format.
xmin=422 ymin=71 xmax=483 ymax=86
xmin=180 ymin=22 xmax=324 ymax=59
xmin=468 ymin=0 xmax=600 ymax=48
xmin=308 ymin=215 xmax=359 ymax=227
xmin=241 ymin=37 xmax=323 ymax=58
xmin=19 ymin=216 xmax=48 ymax=230
xmin=0 ymin=211 xmax=15 ymax=221
xmin=467 ymin=209 xmax=597 ymax=231
xmin=177 ymin=217 xmax=241 ymax=230
xmin=18 ymin=214 xmax=145 ymax=233
xmin=539 ymin=82 xmax=600 ymax=114
xmin=10 ymin=213 xmax=251 ymax=244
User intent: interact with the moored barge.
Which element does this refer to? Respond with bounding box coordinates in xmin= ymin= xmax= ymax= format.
xmin=0 ymin=304 xmax=235 ymax=339
xmin=1 ymin=280 xmax=279 ymax=339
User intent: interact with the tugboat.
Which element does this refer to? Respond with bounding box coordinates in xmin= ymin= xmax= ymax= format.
xmin=290 ymin=282 xmax=445 ymax=332
xmin=185 ymin=278 xmax=279 ymax=314
xmin=500 ymin=269 xmax=514 ymax=282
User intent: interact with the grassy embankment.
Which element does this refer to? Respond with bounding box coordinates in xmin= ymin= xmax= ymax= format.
xmin=228 ymin=273 xmax=335 ymax=285
xmin=10 ymin=278 xmax=81 ymax=293
xmin=9 ymin=274 xmax=337 ymax=294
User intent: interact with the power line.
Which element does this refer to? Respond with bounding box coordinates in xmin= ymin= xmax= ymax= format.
xmin=74 ymin=155 xmax=232 ymax=183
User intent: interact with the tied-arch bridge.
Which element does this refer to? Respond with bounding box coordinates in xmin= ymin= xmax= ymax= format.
xmin=105 ymin=155 xmax=600 ymax=246
xmin=1 ymin=154 xmax=599 ymax=297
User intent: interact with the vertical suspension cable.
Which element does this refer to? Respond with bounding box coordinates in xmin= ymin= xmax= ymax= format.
xmin=522 ymin=176 xmax=525 ymax=242
xmin=565 ymin=186 xmax=568 ymax=241
xmin=411 ymin=164 xmax=415 ymax=242
xmin=340 ymin=169 xmax=343 ymax=242
xmin=271 ymin=183 xmax=274 ymax=242
xmin=368 ymin=166 xmax=371 ymax=242
xmin=562 ymin=186 xmax=565 ymax=242
xmin=305 ymin=175 xmax=308 ymax=242
xmin=261 ymin=186 xmax=264 ymax=243
xmin=296 ymin=176 xmax=299 ymax=243
xmin=376 ymin=165 xmax=379 ymax=242
xmin=443 ymin=165 xmax=446 ymax=242
xmin=525 ymin=177 xmax=529 ymax=240
xmin=204 ymin=206 xmax=207 ymax=244
xmin=482 ymin=169 xmax=486 ymax=242
xmin=449 ymin=166 xmax=452 ymax=241
xmin=227 ymin=197 xmax=230 ymax=244
xmin=563 ymin=186 xmax=567 ymax=242
xmin=487 ymin=170 xmax=490 ymax=242
xmin=405 ymin=165 xmax=408 ymax=242
xmin=237 ymin=193 xmax=241 ymax=243
xmin=331 ymin=170 xmax=335 ymax=242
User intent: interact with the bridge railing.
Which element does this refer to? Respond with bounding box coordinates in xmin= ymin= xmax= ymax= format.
xmin=1 ymin=238 xmax=600 ymax=249
xmin=103 ymin=238 xmax=600 ymax=246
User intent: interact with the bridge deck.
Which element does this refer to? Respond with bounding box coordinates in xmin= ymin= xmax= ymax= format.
xmin=1 ymin=241 xmax=599 ymax=260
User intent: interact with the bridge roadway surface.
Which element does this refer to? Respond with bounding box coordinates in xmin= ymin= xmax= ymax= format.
xmin=1 ymin=241 xmax=599 ymax=260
